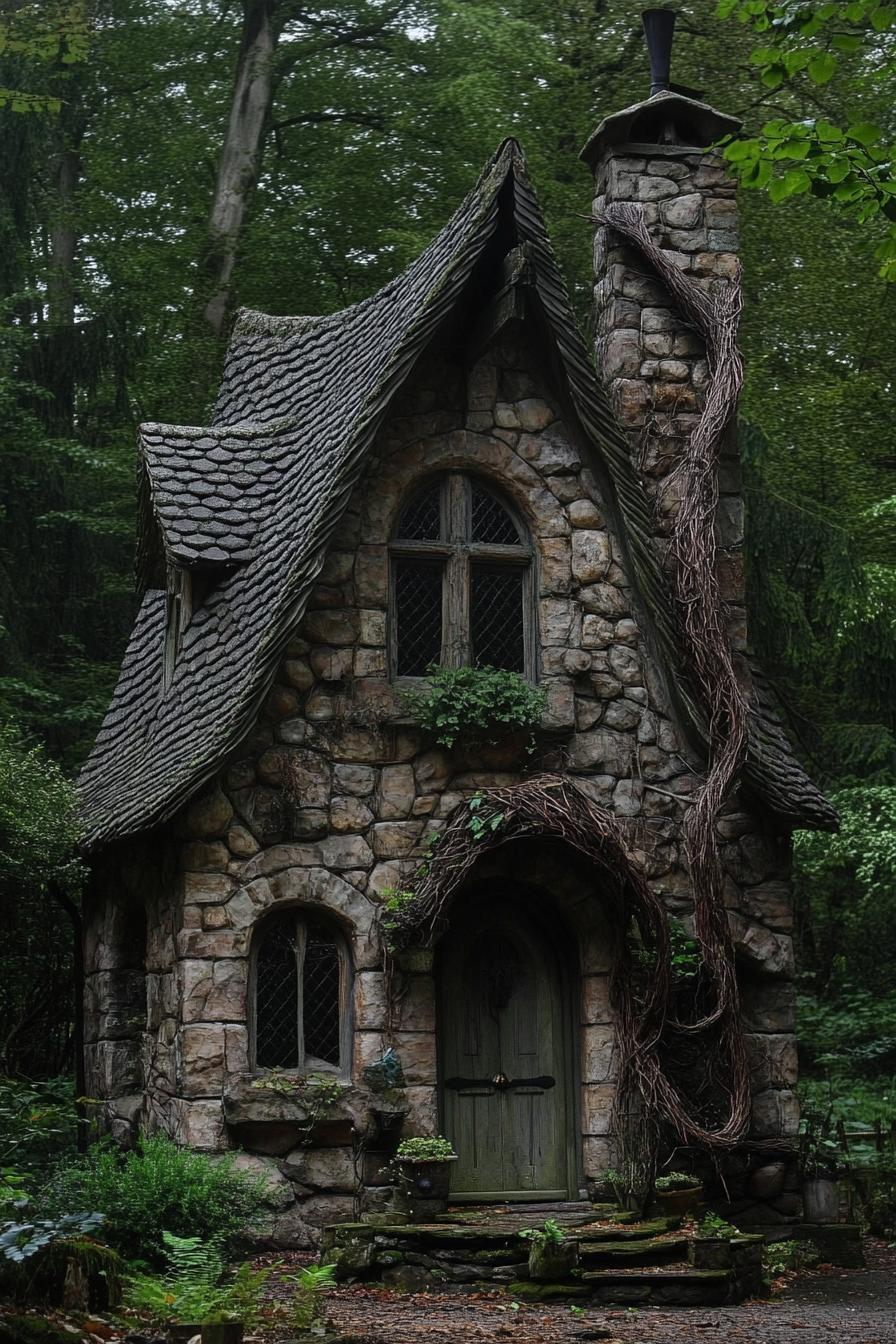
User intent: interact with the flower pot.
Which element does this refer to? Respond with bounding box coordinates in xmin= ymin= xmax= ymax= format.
xmin=201 ymin=1325 xmax=243 ymax=1344
xmin=167 ymin=1326 xmax=201 ymax=1344
xmin=528 ymin=1240 xmax=579 ymax=1282
xmin=803 ymin=1176 xmax=839 ymax=1223
xmin=397 ymin=1156 xmax=456 ymax=1202
xmin=655 ymin=1186 xmax=703 ymax=1218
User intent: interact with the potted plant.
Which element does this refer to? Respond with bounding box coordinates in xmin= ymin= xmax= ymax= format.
xmin=688 ymin=1212 xmax=739 ymax=1270
xmin=800 ymin=1114 xmax=842 ymax=1223
xmin=654 ymin=1170 xmax=704 ymax=1217
xmin=393 ymin=1136 xmax=458 ymax=1205
xmin=604 ymin=1166 xmax=651 ymax=1214
xmin=519 ymin=1219 xmax=578 ymax=1281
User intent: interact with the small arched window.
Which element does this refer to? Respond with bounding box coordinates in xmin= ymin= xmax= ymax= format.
xmin=389 ymin=473 xmax=533 ymax=678
xmin=253 ymin=911 xmax=350 ymax=1073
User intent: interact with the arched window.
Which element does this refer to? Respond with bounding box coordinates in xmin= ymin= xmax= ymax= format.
xmin=389 ymin=473 xmax=533 ymax=678
xmin=253 ymin=912 xmax=350 ymax=1073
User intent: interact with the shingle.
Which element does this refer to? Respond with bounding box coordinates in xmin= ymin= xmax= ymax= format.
xmin=78 ymin=138 xmax=836 ymax=849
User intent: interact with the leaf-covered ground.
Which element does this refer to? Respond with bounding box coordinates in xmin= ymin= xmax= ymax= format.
xmin=312 ymin=1239 xmax=896 ymax=1344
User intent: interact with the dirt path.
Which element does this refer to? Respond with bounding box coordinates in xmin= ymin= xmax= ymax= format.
xmin=321 ymin=1240 xmax=896 ymax=1344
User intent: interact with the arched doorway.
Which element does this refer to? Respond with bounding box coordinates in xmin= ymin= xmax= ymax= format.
xmin=437 ymin=885 xmax=577 ymax=1200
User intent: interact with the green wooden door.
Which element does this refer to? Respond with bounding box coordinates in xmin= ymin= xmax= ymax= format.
xmin=439 ymin=899 xmax=572 ymax=1200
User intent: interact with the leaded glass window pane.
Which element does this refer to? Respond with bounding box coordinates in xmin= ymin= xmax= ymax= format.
xmin=396 ymin=484 xmax=442 ymax=540
xmin=395 ymin=560 xmax=442 ymax=676
xmin=471 ymin=485 xmax=520 ymax=544
xmin=303 ymin=922 xmax=341 ymax=1065
xmin=255 ymin=916 xmax=299 ymax=1069
xmin=471 ymin=563 xmax=524 ymax=671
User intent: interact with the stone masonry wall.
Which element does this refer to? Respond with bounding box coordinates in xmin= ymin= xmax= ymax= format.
xmin=591 ymin=143 xmax=746 ymax=652
xmin=85 ymin=321 xmax=799 ymax=1240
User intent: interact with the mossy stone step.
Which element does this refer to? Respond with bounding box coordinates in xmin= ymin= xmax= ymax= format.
xmin=581 ymin=1267 xmax=733 ymax=1307
xmin=506 ymin=1281 xmax=591 ymax=1301
xmin=579 ymin=1234 xmax=688 ymax=1267
xmin=325 ymin=1221 xmax=523 ymax=1253
xmin=575 ymin=1216 xmax=681 ymax=1242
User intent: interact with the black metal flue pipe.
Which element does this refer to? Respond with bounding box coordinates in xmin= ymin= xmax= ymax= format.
xmin=642 ymin=8 xmax=676 ymax=95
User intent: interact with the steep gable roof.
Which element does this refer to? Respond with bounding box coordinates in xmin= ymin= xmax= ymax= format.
xmin=78 ymin=139 xmax=836 ymax=848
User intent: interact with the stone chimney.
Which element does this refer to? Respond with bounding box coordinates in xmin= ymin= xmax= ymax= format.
xmin=581 ymin=10 xmax=747 ymax=648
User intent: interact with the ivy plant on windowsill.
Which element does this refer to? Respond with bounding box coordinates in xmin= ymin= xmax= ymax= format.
xmin=403 ymin=665 xmax=547 ymax=751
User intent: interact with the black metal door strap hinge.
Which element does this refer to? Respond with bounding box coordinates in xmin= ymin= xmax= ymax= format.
xmin=444 ymin=1074 xmax=556 ymax=1091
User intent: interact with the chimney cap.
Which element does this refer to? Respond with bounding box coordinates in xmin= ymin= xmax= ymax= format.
xmin=579 ymin=89 xmax=742 ymax=169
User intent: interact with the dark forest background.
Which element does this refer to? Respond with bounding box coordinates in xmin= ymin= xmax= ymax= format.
xmin=0 ymin=0 xmax=895 ymax=1127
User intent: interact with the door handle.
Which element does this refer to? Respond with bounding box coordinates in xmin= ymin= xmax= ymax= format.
xmin=444 ymin=1075 xmax=556 ymax=1091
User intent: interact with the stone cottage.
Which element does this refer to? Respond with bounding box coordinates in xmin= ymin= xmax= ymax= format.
xmin=79 ymin=16 xmax=836 ymax=1241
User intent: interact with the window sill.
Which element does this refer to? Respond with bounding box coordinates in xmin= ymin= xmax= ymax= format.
xmin=223 ymin=1073 xmax=400 ymax=1143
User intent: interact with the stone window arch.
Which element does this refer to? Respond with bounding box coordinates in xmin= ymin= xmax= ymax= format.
xmin=389 ymin=472 xmax=534 ymax=678
xmin=252 ymin=910 xmax=351 ymax=1074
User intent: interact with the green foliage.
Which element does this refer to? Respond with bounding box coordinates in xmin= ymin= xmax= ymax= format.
xmin=696 ymin=1212 xmax=738 ymax=1240
xmin=248 ymin=1071 xmax=342 ymax=1145
xmin=405 ymin=665 xmax=546 ymax=750
xmin=798 ymin=1073 xmax=896 ymax=1128
xmin=763 ymin=1238 xmax=821 ymax=1279
xmin=717 ymin=1 xmax=896 ymax=277
xmin=0 ymin=724 xmax=85 ymax=1075
xmin=38 ymin=1136 xmax=265 ymax=1265
xmin=519 ymin=1218 xmax=565 ymax=1246
xmin=0 ymin=2 xmax=89 ymax=114
xmin=654 ymin=1171 xmax=702 ymax=1192
xmin=378 ymin=887 xmax=419 ymax=950
xmin=668 ymin=917 xmax=701 ymax=983
xmin=283 ymin=1263 xmax=337 ymax=1333
xmin=123 ymin=1231 xmax=270 ymax=1326
xmin=395 ymin=1136 xmax=456 ymax=1162
xmin=0 ymin=1212 xmax=104 ymax=1263
xmin=799 ymin=1107 xmax=844 ymax=1177
xmin=0 ymin=1078 xmax=80 ymax=1175
xmin=466 ymin=791 xmax=507 ymax=842
xmin=868 ymin=1152 xmax=896 ymax=1239
xmin=0 ymin=725 xmax=83 ymax=897
xmin=795 ymin=787 xmax=896 ymax=997
xmin=0 ymin=1168 xmax=29 ymax=1220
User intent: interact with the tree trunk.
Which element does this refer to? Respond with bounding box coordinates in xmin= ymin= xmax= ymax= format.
xmin=49 ymin=882 xmax=87 ymax=1153
xmin=44 ymin=133 xmax=81 ymax=431
xmin=200 ymin=0 xmax=277 ymax=339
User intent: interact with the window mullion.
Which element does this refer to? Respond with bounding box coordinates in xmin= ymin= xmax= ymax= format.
xmin=446 ymin=473 xmax=468 ymax=544
xmin=444 ymin=475 xmax=469 ymax=666
xmin=443 ymin=553 xmax=466 ymax=668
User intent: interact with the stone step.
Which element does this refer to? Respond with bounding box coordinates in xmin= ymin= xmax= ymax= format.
xmin=579 ymin=1234 xmax=688 ymax=1267
xmin=442 ymin=1200 xmax=603 ymax=1220
xmin=581 ymin=1267 xmax=733 ymax=1307
xmin=574 ymin=1215 xmax=682 ymax=1242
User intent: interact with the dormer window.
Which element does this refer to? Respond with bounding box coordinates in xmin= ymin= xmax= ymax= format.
xmin=389 ymin=473 xmax=533 ymax=678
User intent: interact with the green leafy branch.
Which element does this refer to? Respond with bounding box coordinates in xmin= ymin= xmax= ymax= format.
xmin=0 ymin=1 xmax=90 ymax=114
xmin=717 ymin=1 xmax=896 ymax=276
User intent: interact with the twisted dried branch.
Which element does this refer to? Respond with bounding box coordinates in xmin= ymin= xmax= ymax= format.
xmin=599 ymin=202 xmax=751 ymax=1143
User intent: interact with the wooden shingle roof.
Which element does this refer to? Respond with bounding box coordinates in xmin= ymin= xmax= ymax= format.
xmin=78 ymin=140 xmax=836 ymax=848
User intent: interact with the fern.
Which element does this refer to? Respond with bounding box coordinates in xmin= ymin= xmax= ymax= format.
xmin=161 ymin=1231 xmax=222 ymax=1284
